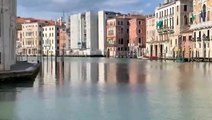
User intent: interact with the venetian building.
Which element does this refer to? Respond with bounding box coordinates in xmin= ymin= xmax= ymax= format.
xmin=190 ymin=0 xmax=212 ymax=58
xmin=155 ymin=0 xmax=193 ymax=58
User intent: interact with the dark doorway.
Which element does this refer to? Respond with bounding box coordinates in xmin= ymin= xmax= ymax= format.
xmin=155 ymin=45 xmax=158 ymax=57
xmin=173 ymin=50 xmax=175 ymax=58
xmin=160 ymin=45 xmax=163 ymax=58
xmin=150 ymin=45 xmax=153 ymax=57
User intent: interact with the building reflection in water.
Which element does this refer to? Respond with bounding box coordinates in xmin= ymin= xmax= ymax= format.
xmin=39 ymin=59 xmax=148 ymax=86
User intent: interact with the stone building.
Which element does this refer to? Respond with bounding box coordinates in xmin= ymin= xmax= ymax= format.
xmin=0 ymin=0 xmax=17 ymax=71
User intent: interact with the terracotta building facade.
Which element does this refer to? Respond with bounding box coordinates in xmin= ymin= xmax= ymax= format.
xmin=129 ymin=17 xmax=146 ymax=57
xmin=106 ymin=15 xmax=146 ymax=57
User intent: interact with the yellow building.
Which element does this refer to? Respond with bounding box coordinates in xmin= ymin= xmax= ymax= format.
xmin=190 ymin=0 xmax=212 ymax=58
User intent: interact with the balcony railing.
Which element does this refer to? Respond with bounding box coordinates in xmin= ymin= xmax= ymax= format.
xmin=203 ymin=36 xmax=210 ymax=41
xmin=157 ymin=26 xmax=174 ymax=35
xmin=197 ymin=37 xmax=201 ymax=42
xmin=190 ymin=21 xmax=212 ymax=30
xmin=191 ymin=37 xmax=196 ymax=42
xmin=107 ymin=41 xmax=116 ymax=47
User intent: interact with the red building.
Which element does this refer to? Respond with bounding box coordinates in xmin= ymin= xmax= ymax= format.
xmin=106 ymin=15 xmax=146 ymax=57
xmin=129 ymin=17 xmax=146 ymax=57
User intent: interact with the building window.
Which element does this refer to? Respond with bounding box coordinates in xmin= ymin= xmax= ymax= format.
xmin=118 ymin=39 xmax=121 ymax=44
xmin=139 ymin=21 xmax=141 ymax=25
xmin=184 ymin=5 xmax=187 ymax=11
xmin=183 ymin=36 xmax=186 ymax=41
xmin=121 ymin=38 xmax=124 ymax=44
xmin=139 ymin=38 xmax=141 ymax=43
xmin=207 ymin=11 xmax=210 ymax=21
xmin=166 ymin=9 xmax=168 ymax=16
xmin=177 ymin=6 xmax=179 ymax=12
xmin=172 ymin=7 xmax=174 ymax=14
xmin=189 ymin=36 xmax=192 ymax=41
xmin=199 ymin=31 xmax=201 ymax=41
xmin=177 ymin=16 xmax=179 ymax=25
xmin=184 ymin=15 xmax=188 ymax=25
xmin=121 ymin=28 xmax=123 ymax=34
xmin=202 ymin=4 xmax=206 ymax=22
xmin=172 ymin=17 xmax=174 ymax=28
xmin=207 ymin=30 xmax=210 ymax=39
xmin=138 ymin=29 xmax=141 ymax=33
xmin=121 ymin=21 xmax=123 ymax=25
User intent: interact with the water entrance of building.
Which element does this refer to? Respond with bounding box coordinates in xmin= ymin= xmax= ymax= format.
xmin=150 ymin=45 xmax=153 ymax=57
xmin=155 ymin=45 xmax=158 ymax=57
xmin=160 ymin=45 xmax=163 ymax=58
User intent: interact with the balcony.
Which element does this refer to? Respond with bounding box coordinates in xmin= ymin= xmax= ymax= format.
xmin=190 ymin=21 xmax=212 ymax=30
xmin=157 ymin=26 xmax=174 ymax=35
xmin=107 ymin=41 xmax=116 ymax=47
xmin=203 ymin=36 xmax=210 ymax=41
xmin=191 ymin=38 xmax=196 ymax=42
xmin=197 ymin=37 xmax=201 ymax=42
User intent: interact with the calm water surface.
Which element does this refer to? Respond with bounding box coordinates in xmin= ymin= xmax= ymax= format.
xmin=1 ymin=58 xmax=212 ymax=120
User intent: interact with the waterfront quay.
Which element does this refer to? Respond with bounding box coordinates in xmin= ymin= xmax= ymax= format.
xmin=0 ymin=61 xmax=41 ymax=84
xmin=1 ymin=57 xmax=212 ymax=120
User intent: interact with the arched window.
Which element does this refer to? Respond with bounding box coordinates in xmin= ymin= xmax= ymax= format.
xmin=177 ymin=16 xmax=179 ymax=25
xmin=202 ymin=4 xmax=206 ymax=22
xmin=207 ymin=11 xmax=210 ymax=21
xmin=184 ymin=15 xmax=188 ymax=25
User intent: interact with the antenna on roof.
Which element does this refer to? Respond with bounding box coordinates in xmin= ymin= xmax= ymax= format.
xmin=62 ymin=11 xmax=65 ymax=22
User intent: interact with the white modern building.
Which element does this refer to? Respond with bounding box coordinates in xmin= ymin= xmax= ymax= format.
xmin=42 ymin=25 xmax=60 ymax=56
xmin=0 ymin=0 xmax=17 ymax=71
xmin=98 ymin=11 xmax=120 ymax=56
xmin=70 ymin=11 xmax=99 ymax=56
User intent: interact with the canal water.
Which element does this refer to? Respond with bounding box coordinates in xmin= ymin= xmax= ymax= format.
xmin=1 ymin=58 xmax=212 ymax=120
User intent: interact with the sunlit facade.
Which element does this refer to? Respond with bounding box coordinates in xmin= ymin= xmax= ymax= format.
xmin=190 ymin=0 xmax=212 ymax=58
xmin=155 ymin=0 xmax=192 ymax=58
xmin=42 ymin=25 xmax=60 ymax=56
xmin=70 ymin=11 xmax=99 ymax=56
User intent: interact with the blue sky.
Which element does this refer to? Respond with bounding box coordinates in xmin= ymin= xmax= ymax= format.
xmin=17 ymin=0 xmax=163 ymax=19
